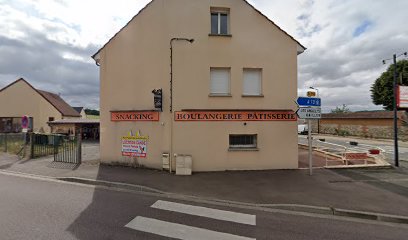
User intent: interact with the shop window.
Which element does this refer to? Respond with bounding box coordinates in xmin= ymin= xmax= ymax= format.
xmin=243 ymin=68 xmax=262 ymax=96
xmin=229 ymin=134 xmax=257 ymax=149
xmin=210 ymin=68 xmax=230 ymax=96
xmin=211 ymin=8 xmax=229 ymax=35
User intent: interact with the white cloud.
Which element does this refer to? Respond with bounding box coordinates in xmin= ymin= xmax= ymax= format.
xmin=0 ymin=0 xmax=407 ymax=111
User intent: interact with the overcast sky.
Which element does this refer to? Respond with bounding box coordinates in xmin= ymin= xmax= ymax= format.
xmin=0 ymin=0 xmax=407 ymax=112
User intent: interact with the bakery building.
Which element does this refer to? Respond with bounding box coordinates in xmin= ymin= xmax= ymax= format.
xmin=93 ymin=0 xmax=305 ymax=171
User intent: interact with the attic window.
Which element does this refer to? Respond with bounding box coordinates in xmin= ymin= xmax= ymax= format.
xmin=211 ymin=8 xmax=229 ymax=35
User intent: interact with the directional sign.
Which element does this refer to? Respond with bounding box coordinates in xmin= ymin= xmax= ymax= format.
xmin=296 ymin=107 xmax=321 ymax=119
xmin=296 ymin=97 xmax=321 ymax=107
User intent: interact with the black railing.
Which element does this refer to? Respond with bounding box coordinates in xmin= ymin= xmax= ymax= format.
xmin=54 ymin=135 xmax=81 ymax=164
xmin=31 ymin=134 xmax=64 ymax=158
xmin=1 ymin=133 xmax=81 ymax=164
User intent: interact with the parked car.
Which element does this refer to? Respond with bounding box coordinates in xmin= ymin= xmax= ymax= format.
xmin=298 ymin=124 xmax=308 ymax=135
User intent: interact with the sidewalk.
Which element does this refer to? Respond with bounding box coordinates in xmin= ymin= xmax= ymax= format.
xmin=1 ymin=149 xmax=408 ymax=217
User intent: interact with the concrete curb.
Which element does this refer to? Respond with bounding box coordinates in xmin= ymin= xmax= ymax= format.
xmin=2 ymin=169 xmax=408 ymax=226
xmin=57 ymin=176 xmax=408 ymax=225
xmin=56 ymin=177 xmax=165 ymax=194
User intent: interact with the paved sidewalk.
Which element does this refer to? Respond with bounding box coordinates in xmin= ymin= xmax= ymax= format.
xmin=1 ymin=148 xmax=408 ymax=217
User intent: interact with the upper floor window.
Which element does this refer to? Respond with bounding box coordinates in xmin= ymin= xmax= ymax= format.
xmin=243 ymin=68 xmax=262 ymax=96
xmin=210 ymin=68 xmax=230 ymax=96
xmin=211 ymin=8 xmax=229 ymax=35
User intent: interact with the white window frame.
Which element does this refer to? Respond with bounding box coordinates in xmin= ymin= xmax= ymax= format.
xmin=243 ymin=68 xmax=263 ymax=96
xmin=210 ymin=67 xmax=231 ymax=96
xmin=211 ymin=8 xmax=229 ymax=35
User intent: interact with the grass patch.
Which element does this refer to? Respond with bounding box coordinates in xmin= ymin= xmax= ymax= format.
xmin=86 ymin=115 xmax=100 ymax=119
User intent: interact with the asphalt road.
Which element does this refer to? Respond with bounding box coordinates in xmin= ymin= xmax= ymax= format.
xmin=0 ymin=172 xmax=407 ymax=240
xmin=299 ymin=134 xmax=408 ymax=164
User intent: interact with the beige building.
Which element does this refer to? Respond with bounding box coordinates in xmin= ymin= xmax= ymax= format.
xmin=0 ymin=78 xmax=81 ymax=133
xmin=93 ymin=0 xmax=305 ymax=171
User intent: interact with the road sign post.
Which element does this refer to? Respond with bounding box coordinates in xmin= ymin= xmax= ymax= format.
xmin=308 ymin=119 xmax=312 ymax=175
xmin=296 ymin=96 xmax=322 ymax=176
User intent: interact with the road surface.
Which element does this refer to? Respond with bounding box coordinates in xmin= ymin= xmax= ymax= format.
xmin=0 ymin=172 xmax=407 ymax=240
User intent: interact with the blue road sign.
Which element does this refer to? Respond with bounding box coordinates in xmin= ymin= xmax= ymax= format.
xmin=296 ymin=97 xmax=321 ymax=107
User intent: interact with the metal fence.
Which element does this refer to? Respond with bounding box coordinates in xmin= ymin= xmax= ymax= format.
xmin=31 ymin=133 xmax=81 ymax=164
xmin=0 ymin=133 xmax=26 ymax=157
xmin=31 ymin=134 xmax=63 ymax=158
xmin=53 ymin=135 xmax=81 ymax=164
xmin=1 ymin=133 xmax=81 ymax=164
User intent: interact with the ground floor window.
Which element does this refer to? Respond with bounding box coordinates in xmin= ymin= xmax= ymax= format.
xmin=0 ymin=117 xmax=33 ymax=133
xmin=0 ymin=117 xmax=22 ymax=133
xmin=229 ymin=134 xmax=257 ymax=149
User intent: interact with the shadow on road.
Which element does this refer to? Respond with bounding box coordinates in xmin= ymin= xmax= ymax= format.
xmin=332 ymin=167 xmax=408 ymax=198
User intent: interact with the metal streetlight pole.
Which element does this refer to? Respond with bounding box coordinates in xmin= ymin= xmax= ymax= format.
xmin=169 ymin=38 xmax=194 ymax=173
xmin=383 ymin=52 xmax=407 ymax=167
xmin=392 ymin=54 xmax=399 ymax=167
xmin=170 ymin=38 xmax=194 ymax=113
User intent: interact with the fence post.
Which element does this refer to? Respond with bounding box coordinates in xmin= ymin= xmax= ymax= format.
xmin=4 ymin=133 xmax=7 ymax=153
xmin=76 ymin=134 xmax=82 ymax=164
xmin=30 ymin=132 xmax=34 ymax=159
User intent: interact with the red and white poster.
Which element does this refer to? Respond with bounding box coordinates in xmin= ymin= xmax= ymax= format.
xmin=121 ymin=132 xmax=148 ymax=158
xmin=397 ymin=85 xmax=408 ymax=109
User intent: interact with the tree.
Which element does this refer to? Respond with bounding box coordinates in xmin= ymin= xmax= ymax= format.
xmin=84 ymin=108 xmax=100 ymax=116
xmin=371 ymin=59 xmax=408 ymax=110
xmin=331 ymin=104 xmax=351 ymax=113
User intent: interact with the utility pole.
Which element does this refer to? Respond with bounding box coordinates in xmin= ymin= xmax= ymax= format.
xmin=393 ymin=54 xmax=399 ymax=167
xmin=383 ymin=52 xmax=407 ymax=167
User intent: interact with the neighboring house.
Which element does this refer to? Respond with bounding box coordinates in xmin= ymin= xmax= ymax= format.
xmin=0 ymin=78 xmax=81 ymax=133
xmin=92 ymin=0 xmax=305 ymax=171
xmin=313 ymin=111 xmax=408 ymax=140
xmin=73 ymin=107 xmax=87 ymax=119
xmin=49 ymin=118 xmax=100 ymax=141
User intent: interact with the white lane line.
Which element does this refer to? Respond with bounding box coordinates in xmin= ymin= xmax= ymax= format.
xmin=125 ymin=216 xmax=256 ymax=240
xmin=151 ymin=200 xmax=256 ymax=226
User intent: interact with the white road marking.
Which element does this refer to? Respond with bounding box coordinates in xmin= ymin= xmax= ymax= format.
xmin=151 ymin=200 xmax=256 ymax=226
xmin=125 ymin=216 xmax=255 ymax=240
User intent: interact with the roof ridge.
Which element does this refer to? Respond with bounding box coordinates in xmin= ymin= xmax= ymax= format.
xmin=0 ymin=78 xmax=80 ymax=117
xmin=91 ymin=0 xmax=305 ymax=60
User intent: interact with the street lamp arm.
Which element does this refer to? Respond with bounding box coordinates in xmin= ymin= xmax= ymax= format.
xmin=169 ymin=37 xmax=194 ymax=113
xmin=382 ymin=51 xmax=407 ymax=167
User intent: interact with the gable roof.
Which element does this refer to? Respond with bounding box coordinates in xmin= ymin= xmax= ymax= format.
xmin=92 ymin=0 xmax=306 ymax=61
xmin=0 ymin=78 xmax=81 ymax=117
xmin=73 ymin=107 xmax=84 ymax=113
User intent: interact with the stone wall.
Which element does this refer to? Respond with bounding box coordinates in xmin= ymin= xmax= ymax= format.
xmin=313 ymin=119 xmax=408 ymax=141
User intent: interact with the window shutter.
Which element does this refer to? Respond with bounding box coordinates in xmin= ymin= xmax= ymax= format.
xmin=243 ymin=69 xmax=261 ymax=95
xmin=210 ymin=68 xmax=230 ymax=94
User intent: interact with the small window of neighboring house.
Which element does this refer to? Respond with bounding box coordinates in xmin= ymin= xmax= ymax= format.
xmin=211 ymin=9 xmax=229 ymax=35
xmin=243 ymin=69 xmax=262 ymax=96
xmin=229 ymin=134 xmax=257 ymax=149
xmin=48 ymin=117 xmax=55 ymax=122
xmin=210 ymin=68 xmax=230 ymax=96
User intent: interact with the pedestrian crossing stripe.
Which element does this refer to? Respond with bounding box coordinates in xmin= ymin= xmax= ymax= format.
xmin=126 ymin=216 xmax=256 ymax=240
xmin=151 ymin=200 xmax=256 ymax=225
xmin=125 ymin=200 xmax=256 ymax=239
